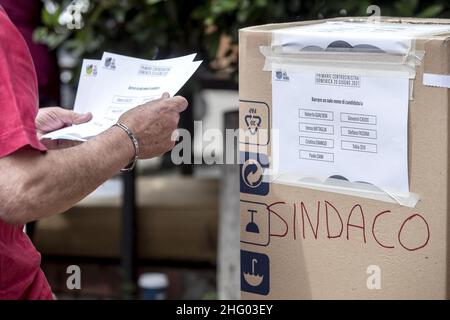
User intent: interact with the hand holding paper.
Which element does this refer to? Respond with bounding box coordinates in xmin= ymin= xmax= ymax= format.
xmin=117 ymin=94 xmax=188 ymax=159
xmin=43 ymin=52 xmax=201 ymax=141
xmin=35 ymin=107 xmax=93 ymax=149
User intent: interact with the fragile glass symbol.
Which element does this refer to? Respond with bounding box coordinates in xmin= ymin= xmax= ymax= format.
xmin=243 ymin=258 xmax=264 ymax=287
xmin=245 ymin=209 xmax=260 ymax=234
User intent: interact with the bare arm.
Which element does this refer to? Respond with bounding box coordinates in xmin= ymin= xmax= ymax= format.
xmin=0 ymin=94 xmax=187 ymax=225
xmin=0 ymin=126 xmax=134 ymax=225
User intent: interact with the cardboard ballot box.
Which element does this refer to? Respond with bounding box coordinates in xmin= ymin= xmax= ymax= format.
xmin=239 ymin=17 xmax=450 ymax=299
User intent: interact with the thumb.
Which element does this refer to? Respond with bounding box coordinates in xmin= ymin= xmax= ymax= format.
xmin=36 ymin=107 xmax=92 ymax=133
xmin=71 ymin=112 xmax=93 ymax=124
xmin=55 ymin=108 xmax=92 ymax=125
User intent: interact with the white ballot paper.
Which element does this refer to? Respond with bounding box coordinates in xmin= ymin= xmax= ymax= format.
xmin=43 ymin=52 xmax=201 ymax=141
xmin=272 ymin=67 xmax=409 ymax=194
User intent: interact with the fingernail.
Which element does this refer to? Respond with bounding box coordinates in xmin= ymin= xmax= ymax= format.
xmin=162 ymin=92 xmax=170 ymax=98
xmin=77 ymin=112 xmax=92 ymax=120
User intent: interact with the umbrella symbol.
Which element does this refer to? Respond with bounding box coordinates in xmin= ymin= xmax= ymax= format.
xmin=243 ymin=258 xmax=264 ymax=287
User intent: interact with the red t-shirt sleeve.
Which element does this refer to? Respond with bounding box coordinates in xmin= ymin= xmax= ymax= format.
xmin=0 ymin=7 xmax=46 ymax=159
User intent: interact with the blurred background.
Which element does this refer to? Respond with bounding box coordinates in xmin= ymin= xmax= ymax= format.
xmin=2 ymin=0 xmax=449 ymax=299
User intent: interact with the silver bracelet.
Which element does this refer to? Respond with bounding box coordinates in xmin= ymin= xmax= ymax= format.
xmin=113 ymin=122 xmax=140 ymax=172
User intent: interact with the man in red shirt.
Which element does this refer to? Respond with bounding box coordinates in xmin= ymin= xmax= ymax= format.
xmin=0 ymin=0 xmax=60 ymax=106
xmin=0 ymin=7 xmax=187 ymax=299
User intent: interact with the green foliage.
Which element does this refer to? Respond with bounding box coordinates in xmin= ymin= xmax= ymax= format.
xmin=196 ymin=0 xmax=450 ymax=43
xmin=34 ymin=0 xmax=450 ymax=68
xmin=35 ymin=0 xmax=208 ymax=61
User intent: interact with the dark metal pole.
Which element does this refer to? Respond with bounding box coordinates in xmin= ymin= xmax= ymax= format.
xmin=121 ymin=169 xmax=137 ymax=299
xmin=180 ymin=91 xmax=194 ymax=175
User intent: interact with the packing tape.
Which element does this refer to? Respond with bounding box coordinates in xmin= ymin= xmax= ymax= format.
xmin=260 ymin=45 xmax=422 ymax=79
xmin=423 ymin=73 xmax=450 ymax=88
xmin=271 ymin=174 xmax=420 ymax=208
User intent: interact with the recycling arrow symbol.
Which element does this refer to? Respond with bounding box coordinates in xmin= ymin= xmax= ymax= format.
xmin=245 ymin=115 xmax=262 ymax=135
xmin=242 ymin=159 xmax=263 ymax=188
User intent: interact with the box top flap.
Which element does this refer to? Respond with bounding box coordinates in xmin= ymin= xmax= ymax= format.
xmin=241 ymin=17 xmax=450 ymax=58
xmin=241 ymin=16 xmax=450 ymax=38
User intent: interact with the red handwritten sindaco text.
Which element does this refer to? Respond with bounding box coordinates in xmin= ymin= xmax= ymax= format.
xmin=266 ymin=200 xmax=430 ymax=252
